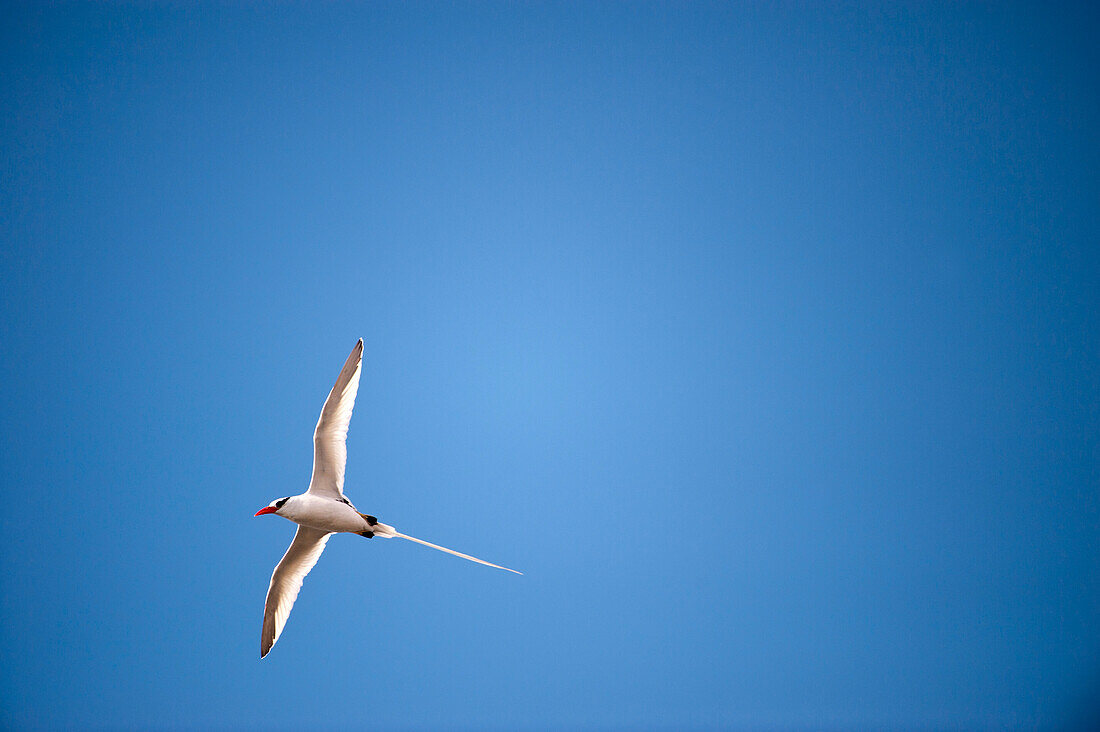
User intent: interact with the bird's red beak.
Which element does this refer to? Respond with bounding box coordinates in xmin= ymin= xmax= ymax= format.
xmin=255 ymin=506 xmax=278 ymax=516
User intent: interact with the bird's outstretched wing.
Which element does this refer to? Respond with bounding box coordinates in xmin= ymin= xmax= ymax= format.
xmin=261 ymin=525 xmax=331 ymax=658
xmin=308 ymin=339 xmax=363 ymax=500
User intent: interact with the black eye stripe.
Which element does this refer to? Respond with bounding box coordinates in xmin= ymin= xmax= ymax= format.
xmin=275 ymin=498 xmax=288 ymax=509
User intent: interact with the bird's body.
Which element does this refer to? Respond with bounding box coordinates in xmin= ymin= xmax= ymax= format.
xmin=273 ymin=493 xmax=392 ymax=536
xmin=255 ymin=339 xmax=519 ymax=658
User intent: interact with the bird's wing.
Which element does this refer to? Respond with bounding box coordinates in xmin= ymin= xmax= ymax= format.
xmin=261 ymin=525 xmax=332 ymax=658
xmin=307 ymin=339 xmax=363 ymax=500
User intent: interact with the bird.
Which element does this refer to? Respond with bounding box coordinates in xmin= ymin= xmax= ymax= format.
xmin=254 ymin=338 xmax=521 ymax=658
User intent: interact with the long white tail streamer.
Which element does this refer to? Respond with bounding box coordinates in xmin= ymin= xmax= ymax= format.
xmin=394 ymin=533 xmax=523 ymax=575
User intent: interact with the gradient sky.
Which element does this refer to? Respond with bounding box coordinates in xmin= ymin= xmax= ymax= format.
xmin=2 ymin=2 xmax=1098 ymax=729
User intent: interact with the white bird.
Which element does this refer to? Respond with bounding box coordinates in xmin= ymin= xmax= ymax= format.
xmin=254 ymin=339 xmax=521 ymax=658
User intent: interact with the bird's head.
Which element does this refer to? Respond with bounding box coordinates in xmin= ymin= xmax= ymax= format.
xmin=255 ymin=497 xmax=290 ymax=517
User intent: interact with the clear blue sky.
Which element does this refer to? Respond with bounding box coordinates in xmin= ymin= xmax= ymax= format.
xmin=2 ymin=2 xmax=1098 ymax=729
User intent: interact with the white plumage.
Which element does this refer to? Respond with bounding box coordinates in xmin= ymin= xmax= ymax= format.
xmin=256 ymin=339 xmax=520 ymax=659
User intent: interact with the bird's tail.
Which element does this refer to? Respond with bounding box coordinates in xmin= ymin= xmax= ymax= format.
xmin=393 ymin=532 xmax=523 ymax=575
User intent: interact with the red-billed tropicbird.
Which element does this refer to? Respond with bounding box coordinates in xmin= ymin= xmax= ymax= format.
xmin=254 ymin=339 xmax=520 ymax=658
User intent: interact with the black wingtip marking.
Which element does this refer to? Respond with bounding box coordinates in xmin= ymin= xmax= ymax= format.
xmin=359 ymin=530 xmax=374 ymax=538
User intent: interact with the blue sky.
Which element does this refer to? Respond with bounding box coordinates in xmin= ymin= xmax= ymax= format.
xmin=1 ymin=2 xmax=1098 ymax=729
